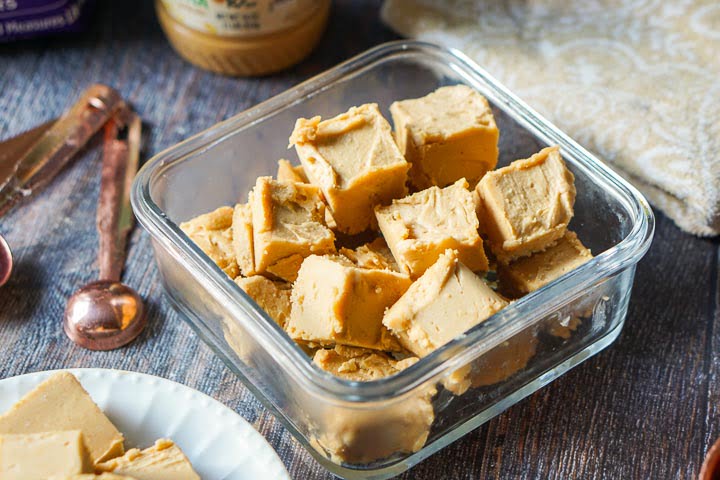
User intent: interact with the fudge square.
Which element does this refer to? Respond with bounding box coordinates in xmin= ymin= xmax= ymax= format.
xmin=311 ymin=347 xmax=434 ymax=464
xmin=476 ymin=146 xmax=576 ymax=261
xmin=498 ymin=231 xmax=593 ymax=298
xmin=286 ymin=254 xmax=411 ymax=351
xmin=390 ymin=85 xmax=499 ymax=190
xmin=250 ymin=176 xmax=335 ymax=282
xmin=289 ymin=103 xmax=410 ymax=234
xmin=0 ymin=372 xmax=125 ymax=464
xmin=375 ymin=178 xmax=488 ymax=279
xmin=97 ymin=439 xmax=199 ymax=480
xmin=274 ymin=159 xmax=338 ymax=229
xmin=339 ymin=237 xmax=400 ymax=273
xmin=232 ymin=202 xmax=256 ymax=277
xmin=313 ymin=345 xmax=418 ymax=382
xmin=383 ymin=249 xmax=508 ymax=357
xmin=180 ymin=206 xmax=239 ymax=278
xmin=0 ymin=431 xmax=93 ymax=478
xmin=235 ymin=276 xmax=292 ymax=329
xmin=276 ymin=158 xmax=308 ymax=184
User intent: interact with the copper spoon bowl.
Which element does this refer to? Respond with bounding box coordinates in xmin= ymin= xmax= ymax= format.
xmin=64 ymin=280 xmax=145 ymax=350
xmin=701 ymin=437 xmax=720 ymax=480
xmin=0 ymin=234 xmax=11 ymax=287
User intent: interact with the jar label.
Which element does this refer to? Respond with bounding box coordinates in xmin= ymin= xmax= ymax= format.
xmin=160 ymin=0 xmax=319 ymax=37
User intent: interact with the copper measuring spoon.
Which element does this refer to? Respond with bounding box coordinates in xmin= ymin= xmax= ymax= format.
xmin=0 ymin=234 xmax=11 ymax=287
xmin=63 ymin=110 xmax=145 ymax=350
xmin=0 ymin=121 xmax=50 ymax=288
xmin=0 ymin=86 xmax=124 ymax=288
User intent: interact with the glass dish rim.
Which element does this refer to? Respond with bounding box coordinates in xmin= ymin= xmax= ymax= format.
xmin=131 ymin=40 xmax=655 ymax=403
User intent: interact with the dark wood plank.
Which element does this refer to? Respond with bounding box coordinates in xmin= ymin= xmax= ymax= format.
xmin=0 ymin=2 xmax=718 ymax=479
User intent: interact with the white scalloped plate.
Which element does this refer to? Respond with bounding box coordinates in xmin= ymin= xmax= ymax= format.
xmin=0 ymin=369 xmax=290 ymax=480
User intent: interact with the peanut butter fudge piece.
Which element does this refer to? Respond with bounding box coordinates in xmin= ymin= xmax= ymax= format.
xmin=232 ymin=202 xmax=256 ymax=276
xmin=0 ymin=372 xmax=125 ymax=464
xmin=498 ymin=231 xmax=593 ymax=298
xmin=314 ymin=392 xmax=435 ymax=464
xmin=235 ymin=275 xmax=292 ymax=328
xmin=0 ymin=431 xmax=93 ymax=479
xmin=476 ymin=146 xmax=576 ymax=262
xmin=390 ymin=85 xmax=499 ymax=190
xmin=290 ymin=103 xmax=410 ymax=234
xmin=312 ymin=355 xmax=435 ymax=464
xmin=276 ymin=158 xmax=308 ymax=183
xmin=383 ymin=250 xmax=508 ymax=357
xmin=314 ymin=345 xmax=418 ymax=381
xmin=180 ymin=206 xmax=239 ymax=278
xmin=547 ymin=315 xmax=582 ymax=340
xmin=222 ymin=316 xmax=255 ymax=365
xmin=97 ymin=439 xmax=199 ymax=480
xmin=376 ymin=179 xmax=489 ymax=279
xmin=276 ymin=160 xmax=338 ymax=230
xmin=470 ymin=328 xmax=538 ymax=387
xmin=250 ymin=176 xmax=335 ymax=282
xmin=339 ymin=237 xmax=400 ymax=272
xmin=287 ymin=254 xmax=411 ymax=351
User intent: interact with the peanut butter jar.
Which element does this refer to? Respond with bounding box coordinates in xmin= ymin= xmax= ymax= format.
xmin=156 ymin=0 xmax=331 ymax=76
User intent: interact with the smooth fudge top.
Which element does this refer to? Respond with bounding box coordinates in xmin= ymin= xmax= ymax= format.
xmin=390 ymin=85 xmax=499 ymax=189
xmin=390 ymin=85 xmax=497 ymax=145
xmin=383 ymin=249 xmax=508 ymax=357
xmin=477 ymin=146 xmax=576 ymax=260
xmin=289 ymin=103 xmax=409 ymax=234
xmin=375 ymin=178 xmax=488 ymax=278
xmin=287 ymin=254 xmax=410 ymax=351
xmin=0 ymin=371 xmax=125 ymax=465
xmin=0 ymin=430 xmax=93 ymax=478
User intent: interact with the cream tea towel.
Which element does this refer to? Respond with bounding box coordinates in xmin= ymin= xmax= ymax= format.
xmin=382 ymin=0 xmax=720 ymax=236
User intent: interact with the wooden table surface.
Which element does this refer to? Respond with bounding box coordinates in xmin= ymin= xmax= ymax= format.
xmin=1 ymin=2 xmax=719 ymax=479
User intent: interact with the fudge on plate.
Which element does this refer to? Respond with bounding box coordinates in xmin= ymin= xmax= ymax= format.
xmin=0 ymin=372 xmax=125 ymax=465
xmin=375 ymin=178 xmax=489 ymax=279
xmin=97 ymin=439 xmax=199 ymax=480
xmin=290 ymin=103 xmax=410 ymax=234
xmin=0 ymin=431 xmax=93 ymax=478
xmin=390 ymin=85 xmax=499 ymax=190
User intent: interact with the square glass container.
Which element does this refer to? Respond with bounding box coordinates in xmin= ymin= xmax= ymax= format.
xmin=131 ymin=41 xmax=654 ymax=479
